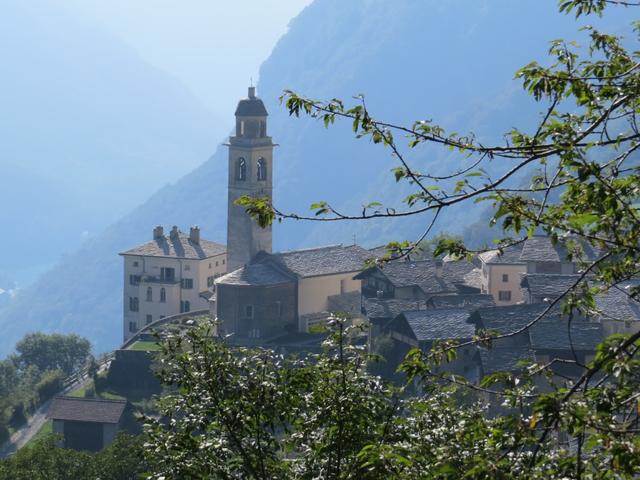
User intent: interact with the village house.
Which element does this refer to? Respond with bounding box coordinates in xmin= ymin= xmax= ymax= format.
xmin=119 ymin=225 xmax=226 ymax=341
xmin=48 ymin=397 xmax=130 ymax=452
xmin=478 ymin=243 xmax=526 ymax=305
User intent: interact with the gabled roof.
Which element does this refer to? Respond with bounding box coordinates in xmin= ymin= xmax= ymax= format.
xmin=478 ymin=243 xmax=525 ymax=265
xmin=440 ymin=260 xmax=483 ymax=290
xmin=216 ymin=263 xmax=294 ymax=287
xmin=594 ymin=284 xmax=640 ymax=323
xmin=521 ymin=274 xmax=586 ymax=300
xmin=529 ymin=318 xmax=604 ymax=351
xmin=356 ymin=260 xmax=457 ymax=295
xmin=265 ymin=244 xmax=370 ymax=278
xmin=120 ymin=233 xmax=226 ymax=260
xmin=327 ymin=291 xmax=361 ymax=314
xmin=480 ymin=346 xmax=535 ymax=375
xmin=398 ymin=308 xmax=475 ymax=342
xmin=472 ymin=304 xmax=552 ymax=335
xmin=427 ymin=293 xmax=496 ymax=310
xmin=49 ymin=397 xmax=126 ymax=424
xmin=363 ymin=298 xmax=426 ymax=320
xmin=520 ymin=235 xmax=599 ymax=263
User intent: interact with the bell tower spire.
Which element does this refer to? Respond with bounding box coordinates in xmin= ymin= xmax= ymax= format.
xmin=226 ymin=86 xmax=274 ymax=272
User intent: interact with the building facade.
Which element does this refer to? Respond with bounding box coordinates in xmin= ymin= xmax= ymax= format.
xmin=226 ymin=86 xmax=274 ymax=272
xmin=478 ymin=244 xmax=526 ymax=305
xmin=119 ymin=225 xmax=226 ymax=341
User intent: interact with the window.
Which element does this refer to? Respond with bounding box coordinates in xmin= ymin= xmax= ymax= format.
xmin=244 ymin=305 xmax=254 ymax=319
xmin=237 ymin=158 xmax=247 ymax=181
xmin=209 ymin=263 xmax=212 ymax=269
xmin=216 ymin=261 xmax=219 ymax=267
xmin=180 ymin=301 xmax=191 ymax=313
xmin=257 ymin=158 xmax=267 ymax=181
xmin=502 ymin=273 xmax=509 ymax=282
xmin=248 ymin=328 xmax=261 ymax=338
xmin=129 ymin=321 xmax=137 ymax=333
xmin=222 ymin=259 xmax=226 ymax=265
xmin=160 ymin=288 xmax=166 ymax=303
xmin=129 ymin=275 xmax=141 ymax=286
xmin=207 ymin=276 xmax=215 ymax=288
xmin=181 ymin=278 xmax=194 ymax=289
xmin=129 ymin=297 xmax=139 ymax=312
xmin=146 ymin=314 xmax=152 ymax=325
xmin=133 ymin=261 xmax=139 ymax=267
xmin=498 ymin=291 xmax=512 ymax=301
xmin=275 ymin=301 xmax=282 ymax=317
xmin=240 ymin=120 xmax=245 ymax=136
xmin=184 ymin=264 xmax=191 ymax=271
xmin=146 ymin=287 xmax=153 ymax=302
xmin=160 ymin=267 xmax=175 ymax=281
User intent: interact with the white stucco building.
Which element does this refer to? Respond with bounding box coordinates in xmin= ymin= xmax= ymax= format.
xmin=119 ymin=225 xmax=226 ymax=341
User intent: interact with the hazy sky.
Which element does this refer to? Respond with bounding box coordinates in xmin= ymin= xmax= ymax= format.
xmin=69 ymin=0 xmax=313 ymax=118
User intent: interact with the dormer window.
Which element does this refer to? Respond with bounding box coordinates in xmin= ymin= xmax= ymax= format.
xmin=257 ymin=158 xmax=267 ymax=181
xmin=237 ymin=158 xmax=247 ymax=181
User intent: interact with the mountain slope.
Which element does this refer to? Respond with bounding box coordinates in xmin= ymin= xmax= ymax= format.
xmin=0 ymin=0 xmax=223 ymax=285
xmin=0 ymin=0 xmax=630 ymax=354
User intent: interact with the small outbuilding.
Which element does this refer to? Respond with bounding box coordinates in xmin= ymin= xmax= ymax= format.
xmin=48 ymin=396 xmax=128 ymax=452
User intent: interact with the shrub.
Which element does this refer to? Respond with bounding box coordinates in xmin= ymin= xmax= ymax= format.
xmin=35 ymin=370 xmax=65 ymax=404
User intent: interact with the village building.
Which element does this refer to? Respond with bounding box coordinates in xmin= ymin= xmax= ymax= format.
xmin=478 ymin=243 xmax=526 ymax=305
xmin=593 ymin=284 xmax=640 ymax=335
xmin=48 ymin=397 xmax=129 ymax=452
xmin=119 ymin=225 xmax=226 ymax=341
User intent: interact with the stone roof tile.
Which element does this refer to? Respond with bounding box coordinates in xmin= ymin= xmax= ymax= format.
xmin=120 ymin=232 xmax=225 ymax=260
xmin=49 ymin=396 xmax=126 ymax=424
xmin=401 ymin=308 xmax=475 ymax=341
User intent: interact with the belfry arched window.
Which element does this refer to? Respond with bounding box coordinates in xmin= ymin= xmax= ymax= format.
xmin=257 ymin=158 xmax=267 ymax=181
xmin=237 ymin=158 xmax=246 ymax=181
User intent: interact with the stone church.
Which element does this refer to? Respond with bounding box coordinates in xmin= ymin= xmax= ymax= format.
xmin=216 ymin=87 xmax=368 ymax=341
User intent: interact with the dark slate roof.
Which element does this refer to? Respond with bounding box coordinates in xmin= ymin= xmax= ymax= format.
xmin=520 ymin=235 xmax=599 ymax=263
xmin=268 ymin=245 xmax=370 ymax=278
xmin=427 ymin=293 xmax=496 ymax=310
xmin=327 ymin=291 xmax=361 ymax=314
xmin=440 ymin=260 xmax=483 ymax=289
xmin=216 ymin=263 xmax=294 ymax=286
xmin=400 ymin=308 xmax=475 ymax=341
xmin=594 ymin=284 xmax=640 ymax=323
xmin=472 ymin=304 xmax=552 ymax=335
xmin=357 ymin=260 xmax=457 ymax=295
xmin=120 ymin=232 xmax=226 ymax=260
xmin=478 ymin=243 xmax=525 ymax=265
xmin=480 ymin=346 xmax=535 ymax=375
xmin=363 ymin=298 xmax=426 ymax=320
xmin=521 ymin=274 xmax=586 ymax=300
xmin=529 ymin=318 xmax=604 ymax=351
xmin=49 ymin=397 xmax=126 ymax=424
xmin=235 ymin=97 xmax=268 ymax=116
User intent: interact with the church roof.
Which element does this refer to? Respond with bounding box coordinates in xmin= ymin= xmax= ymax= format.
xmin=120 ymin=232 xmax=226 ymax=260
xmin=235 ymin=97 xmax=268 ymax=116
xmin=216 ymin=263 xmax=294 ymax=287
xmin=264 ymin=244 xmax=370 ymax=278
xmin=49 ymin=397 xmax=127 ymax=424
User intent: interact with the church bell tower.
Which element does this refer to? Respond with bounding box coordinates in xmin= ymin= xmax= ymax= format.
xmin=226 ymin=86 xmax=274 ymax=272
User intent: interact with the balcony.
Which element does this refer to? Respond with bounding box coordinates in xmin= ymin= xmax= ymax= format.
xmin=141 ymin=275 xmax=180 ymax=285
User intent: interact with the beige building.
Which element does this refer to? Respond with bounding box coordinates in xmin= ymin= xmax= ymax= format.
xmin=119 ymin=225 xmax=226 ymax=341
xmin=478 ymin=244 xmax=526 ymax=306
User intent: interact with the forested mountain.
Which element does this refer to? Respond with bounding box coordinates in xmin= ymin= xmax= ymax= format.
xmin=0 ymin=0 xmax=222 ymax=286
xmin=0 ymin=0 xmax=629 ymax=355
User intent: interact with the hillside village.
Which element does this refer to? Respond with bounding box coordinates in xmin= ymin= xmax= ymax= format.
xmin=8 ymin=87 xmax=638 ymax=455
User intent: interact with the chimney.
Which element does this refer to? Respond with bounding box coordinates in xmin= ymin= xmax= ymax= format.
xmin=170 ymin=225 xmax=179 ymax=240
xmin=190 ymin=226 xmax=200 ymax=244
xmin=248 ymin=86 xmax=256 ymax=99
xmin=153 ymin=225 xmax=164 ymax=240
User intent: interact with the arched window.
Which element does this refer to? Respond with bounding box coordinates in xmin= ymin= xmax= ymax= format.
xmin=160 ymin=288 xmax=166 ymax=303
xmin=146 ymin=287 xmax=153 ymax=302
xmin=237 ymin=158 xmax=246 ymax=181
xmin=257 ymin=158 xmax=267 ymax=181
